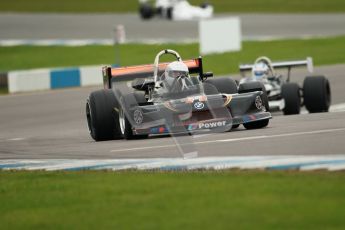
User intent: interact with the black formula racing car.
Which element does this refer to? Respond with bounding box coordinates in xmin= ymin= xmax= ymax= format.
xmin=86 ymin=50 xmax=271 ymax=141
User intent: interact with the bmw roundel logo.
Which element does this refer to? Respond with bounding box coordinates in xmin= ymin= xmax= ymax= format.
xmin=194 ymin=101 xmax=205 ymax=110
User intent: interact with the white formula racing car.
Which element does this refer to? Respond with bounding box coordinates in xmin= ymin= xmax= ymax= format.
xmin=139 ymin=0 xmax=213 ymax=20
xmin=239 ymin=56 xmax=331 ymax=115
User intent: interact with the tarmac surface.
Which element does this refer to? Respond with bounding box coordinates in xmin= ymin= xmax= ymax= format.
xmin=1 ymin=13 xmax=345 ymax=42
xmin=0 ymin=64 xmax=344 ymax=159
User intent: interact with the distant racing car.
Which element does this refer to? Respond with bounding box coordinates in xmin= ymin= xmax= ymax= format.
xmin=139 ymin=0 xmax=213 ymax=20
xmin=86 ymin=50 xmax=271 ymax=141
xmin=239 ymin=56 xmax=331 ymax=115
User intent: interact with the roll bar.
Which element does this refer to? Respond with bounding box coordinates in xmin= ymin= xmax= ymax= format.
xmin=153 ymin=49 xmax=182 ymax=87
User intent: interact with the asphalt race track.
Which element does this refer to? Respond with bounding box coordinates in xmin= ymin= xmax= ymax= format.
xmin=1 ymin=13 xmax=345 ymax=42
xmin=0 ymin=64 xmax=344 ymax=159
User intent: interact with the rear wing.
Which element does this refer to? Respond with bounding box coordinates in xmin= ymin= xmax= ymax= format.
xmin=239 ymin=57 xmax=314 ymax=81
xmin=102 ymin=57 xmax=209 ymax=89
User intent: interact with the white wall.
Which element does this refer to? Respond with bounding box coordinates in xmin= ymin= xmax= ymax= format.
xmin=7 ymin=65 xmax=105 ymax=94
xmin=199 ymin=17 xmax=242 ymax=55
xmin=80 ymin=65 xmax=104 ymax=86
xmin=8 ymin=69 xmax=50 ymax=93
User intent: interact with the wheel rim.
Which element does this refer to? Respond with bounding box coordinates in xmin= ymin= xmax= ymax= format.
xmin=325 ymin=80 xmax=331 ymax=108
xmin=119 ymin=108 xmax=126 ymax=135
xmin=86 ymin=101 xmax=93 ymax=134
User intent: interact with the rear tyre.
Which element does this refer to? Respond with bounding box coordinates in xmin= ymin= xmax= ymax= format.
xmin=139 ymin=3 xmax=154 ymax=20
xmin=303 ymin=76 xmax=331 ymax=113
xmin=205 ymin=77 xmax=238 ymax=94
xmin=200 ymin=2 xmax=210 ymax=8
xmin=119 ymin=92 xmax=149 ymax=140
xmin=166 ymin=7 xmax=173 ymax=20
xmin=281 ymin=83 xmax=301 ymax=115
xmin=86 ymin=89 xmax=122 ymax=141
xmin=243 ymin=119 xmax=269 ymax=130
xmin=238 ymin=81 xmax=269 ymax=111
xmin=203 ymin=82 xmax=219 ymax=95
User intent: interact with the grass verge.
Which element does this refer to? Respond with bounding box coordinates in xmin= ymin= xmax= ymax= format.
xmin=1 ymin=36 xmax=345 ymax=75
xmin=0 ymin=170 xmax=345 ymax=229
xmin=0 ymin=0 xmax=344 ymax=13
xmin=0 ymin=87 xmax=8 ymax=94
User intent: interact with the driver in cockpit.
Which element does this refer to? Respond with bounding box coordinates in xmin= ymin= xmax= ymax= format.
xmin=252 ymin=62 xmax=270 ymax=82
xmin=161 ymin=61 xmax=193 ymax=93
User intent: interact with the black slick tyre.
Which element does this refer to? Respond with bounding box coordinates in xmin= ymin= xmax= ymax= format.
xmin=205 ymin=77 xmax=238 ymax=94
xmin=166 ymin=7 xmax=173 ymax=20
xmin=303 ymin=76 xmax=331 ymax=113
xmin=238 ymin=81 xmax=270 ymax=129
xmin=203 ymin=82 xmax=219 ymax=95
xmin=86 ymin=89 xmax=121 ymax=141
xmin=281 ymin=83 xmax=301 ymax=115
xmin=139 ymin=3 xmax=154 ymax=20
xmin=243 ymin=119 xmax=269 ymax=130
xmin=232 ymin=124 xmax=240 ymax=129
xmin=238 ymin=81 xmax=269 ymax=112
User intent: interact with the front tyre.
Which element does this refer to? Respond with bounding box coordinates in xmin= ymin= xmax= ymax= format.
xmin=231 ymin=124 xmax=240 ymax=129
xmin=238 ymin=81 xmax=269 ymax=112
xmin=238 ymin=81 xmax=270 ymax=129
xmin=281 ymin=83 xmax=301 ymax=115
xmin=243 ymin=119 xmax=269 ymax=130
xmin=303 ymin=76 xmax=331 ymax=113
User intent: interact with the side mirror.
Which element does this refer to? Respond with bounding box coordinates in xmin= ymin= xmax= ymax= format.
xmin=131 ymin=78 xmax=155 ymax=91
xmin=203 ymin=72 xmax=213 ymax=79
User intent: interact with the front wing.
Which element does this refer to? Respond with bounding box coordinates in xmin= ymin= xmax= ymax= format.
xmin=122 ymin=91 xmax=271 ymax=135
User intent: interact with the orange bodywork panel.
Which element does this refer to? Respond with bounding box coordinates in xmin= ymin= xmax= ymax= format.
xmin=110 ymin=59 xmax=200 ymax=77
xmin=103 ymin=58 xmax=202 ymax=89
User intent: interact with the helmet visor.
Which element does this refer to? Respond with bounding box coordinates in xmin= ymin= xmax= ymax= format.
xmin=254 ymin=70 xmax=265 ymax=78
xmin=168 ymin=70 xmax=188 ymax=78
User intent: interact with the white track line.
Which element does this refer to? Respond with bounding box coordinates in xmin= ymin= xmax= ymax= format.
xmin=301 ymin=103 xmax=345 ymax=114
xmin=110 ymin=128 xmax=345 ymax=153
xmin=330 ymin=103 xmax=345 ymax=113
xmin=1 ymin=155 xmax=345 ymax=171
xmin=7 ymin=137 xmax=25 ymax=141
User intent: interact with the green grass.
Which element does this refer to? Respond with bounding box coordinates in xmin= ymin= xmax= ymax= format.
xmin=2 ymin=36 xmax=345 ymax=75
xmin=0 ymin=171 xmax=345 ymax=229
xmin=0 ymin=87 xmax=8 ymax=94
xmin=0 ymin=0 xmax=344 ymax=13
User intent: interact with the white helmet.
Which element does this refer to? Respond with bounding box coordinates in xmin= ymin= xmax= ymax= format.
xmin=252 ymin=62 xmax=269 ymax=80
xmin=163 ymin=61 xmax=190 ymax=91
